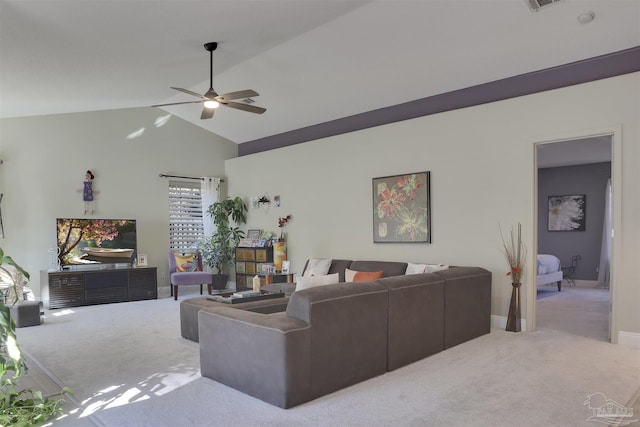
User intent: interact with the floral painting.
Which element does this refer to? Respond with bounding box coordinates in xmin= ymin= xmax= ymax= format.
xmin=373 ymin=172 xmax=431 ymax=243
xmin=548 ymin=195 xmax=586 ymax=231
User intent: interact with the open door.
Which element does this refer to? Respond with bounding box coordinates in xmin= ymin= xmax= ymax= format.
xmin=532 ymin=130 xmax=620 ymax=343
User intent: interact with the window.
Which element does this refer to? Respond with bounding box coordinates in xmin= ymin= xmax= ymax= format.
xmin=168 ymin=181 xmax=204 ymax=251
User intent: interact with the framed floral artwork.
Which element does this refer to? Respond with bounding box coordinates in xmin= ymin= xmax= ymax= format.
xmin=548 ymin=194 xmax=586 ymax=231
xmin=373 ymin=171 xmax=431 ymax=243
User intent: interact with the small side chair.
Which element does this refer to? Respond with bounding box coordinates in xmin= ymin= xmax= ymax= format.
xmin=168 ymin=251 xmax=214 ymax=301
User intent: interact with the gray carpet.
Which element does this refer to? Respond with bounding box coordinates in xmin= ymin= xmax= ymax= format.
xmin=14 ymin=284 xmax=639 ymax=427
xmin=16 ymin=353 xmax=64 ymax=398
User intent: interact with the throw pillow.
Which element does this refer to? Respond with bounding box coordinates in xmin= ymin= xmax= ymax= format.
xmin=405 ymin=263 xmax=427 ymax=275
xmin=295 ymin=273 xmax=339 ymax=292
xmin=303 ymin=258 xmax=332 ymax=277
xmin=173 ymin=251 xmax=202 ymax=272
xmin=425 ymin=264 xmax=449 ymax=273
xmin=345 ymin=268 xmax=384 ymax=282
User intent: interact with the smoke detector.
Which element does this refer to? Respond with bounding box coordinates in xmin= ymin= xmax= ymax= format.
xmin=526 ymin=0 xmax=563 ymax=12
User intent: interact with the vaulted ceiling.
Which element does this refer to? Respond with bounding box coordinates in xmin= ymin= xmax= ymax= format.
xmin=1 ymin=0 xmax=639 ymax=145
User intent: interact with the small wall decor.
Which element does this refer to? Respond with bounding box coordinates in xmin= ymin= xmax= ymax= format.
xmin=137 ymin=254 xmax=148 ymax=267
xmin=251 ymin=195 xmax=271 ymax=211
xmin=548 ymin=194 xmax=586 ymax=231
xmin=82 ymin=170 xmax=96 ymax=215
xmin=373 ymin=171 xmax=431 ymax=243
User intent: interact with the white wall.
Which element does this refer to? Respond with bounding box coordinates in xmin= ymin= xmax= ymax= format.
xmin=0 ymin=107 xmax=237 ymax=295
xmin=226 ymin=73 xmax=640 ymax=338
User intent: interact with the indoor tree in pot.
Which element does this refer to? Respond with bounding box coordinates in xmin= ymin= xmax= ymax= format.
xmin=198 ymin=196 xmax=248 ymax=289
xmin=0 ymin=247 xmax=70 ymax=425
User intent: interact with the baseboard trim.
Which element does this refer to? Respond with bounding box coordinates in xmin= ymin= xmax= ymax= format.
xmin=618 ymin=331 xmax=640 ymax=348
xmin=491 ymin=315 xmax=527 ymax=332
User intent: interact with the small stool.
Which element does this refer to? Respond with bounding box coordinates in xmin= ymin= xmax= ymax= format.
xmin=10 ymin=301 xmax=43 ymax=328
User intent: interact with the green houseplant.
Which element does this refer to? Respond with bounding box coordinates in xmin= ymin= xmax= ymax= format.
xmin=0 ymin=247 xmax=70 ymax=425
xmin=198 ymin=197 xmax=248 ymax=288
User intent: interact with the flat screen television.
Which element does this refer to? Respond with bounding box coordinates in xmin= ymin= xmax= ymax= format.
xmin=56 ymin=218 xmax=137 ymax=268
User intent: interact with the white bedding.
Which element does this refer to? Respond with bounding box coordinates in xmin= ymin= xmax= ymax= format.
xmin=537 ymin=254 xmax=563 ymax=289
xmin=537 ymin=254 xmax=561 ymax=275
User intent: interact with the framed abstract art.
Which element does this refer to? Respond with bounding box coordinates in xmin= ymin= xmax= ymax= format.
xmin=548 ymin=194 xmax=586 ymax=231
xmin=373 ymin=171 xmax=431 ymax=243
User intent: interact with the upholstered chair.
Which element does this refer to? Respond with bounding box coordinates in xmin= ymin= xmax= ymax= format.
xmin=168 ymin=251 xmax=214 ymax=301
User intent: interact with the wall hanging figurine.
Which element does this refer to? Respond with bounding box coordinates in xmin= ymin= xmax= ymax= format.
xmin=83 ymin=170 xmax=96 ymax=215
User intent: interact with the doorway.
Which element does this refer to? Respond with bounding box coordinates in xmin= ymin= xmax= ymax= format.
xmin=532 ymin=131 xmax=618 ymax=342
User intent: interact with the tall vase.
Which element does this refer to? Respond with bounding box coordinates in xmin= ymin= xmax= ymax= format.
xmin=506 ymin=282 xmax=521 ymax=332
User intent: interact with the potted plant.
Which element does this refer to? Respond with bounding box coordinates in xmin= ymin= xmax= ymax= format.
xmin=0 ymin=247 xmax=70 ymax=425
xmin=198 ymin=196 xmax=248 ymax=289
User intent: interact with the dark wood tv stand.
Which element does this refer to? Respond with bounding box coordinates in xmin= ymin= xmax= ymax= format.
xmin=41 ymin=267 xmax=157 ymax=309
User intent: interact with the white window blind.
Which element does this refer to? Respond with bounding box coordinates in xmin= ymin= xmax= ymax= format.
xmin=169 ymin=181 xmax=204 ymax=251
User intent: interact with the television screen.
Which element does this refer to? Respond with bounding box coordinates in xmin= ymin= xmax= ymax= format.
xmin=56 ymin=218 xmax=137 ymax=267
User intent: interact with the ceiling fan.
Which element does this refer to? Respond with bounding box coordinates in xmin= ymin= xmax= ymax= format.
xmin=152 ymin=42 xmax=266 ymax=119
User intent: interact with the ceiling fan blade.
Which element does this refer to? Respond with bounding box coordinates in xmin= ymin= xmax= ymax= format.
xmin=170 ymin=87 xmax=207 ymax=99
xmin=215 ymin=89 xmax=259 ymax=102
xmin=152 ymin=100 xmax=203 ymax=107
xmin=201 ymin=107 xmax=215 ymax=120
xmin=223 ymin=101 xmax=266 ymax=114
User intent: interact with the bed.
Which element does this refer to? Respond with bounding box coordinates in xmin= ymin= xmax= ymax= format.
xmin=537 ymin=254 xmax=563 ymax=292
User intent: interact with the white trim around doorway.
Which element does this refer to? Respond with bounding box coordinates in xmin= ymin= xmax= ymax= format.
xmin=531 ymin=125 xmax=622 ymax=343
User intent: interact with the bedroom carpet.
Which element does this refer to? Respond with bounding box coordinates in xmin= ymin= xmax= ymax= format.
xmin=14 ymin=285 xmax=638 ymax=427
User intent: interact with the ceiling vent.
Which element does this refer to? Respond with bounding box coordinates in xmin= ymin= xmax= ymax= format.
xmin=526 ymin=0 xmax=563 ymax=12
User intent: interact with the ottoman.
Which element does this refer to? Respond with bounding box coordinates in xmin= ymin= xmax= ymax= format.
xmin=180 ymin=295 xmax=290 ymax=342
xmin=10 ymin=301 xmax=43 ymax=327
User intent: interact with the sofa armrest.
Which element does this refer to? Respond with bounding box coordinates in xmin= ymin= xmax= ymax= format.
xmin=198 ymin=307 xmax=311 ymax=408
xmin=433 ymin=267 xmax=492 ymax=348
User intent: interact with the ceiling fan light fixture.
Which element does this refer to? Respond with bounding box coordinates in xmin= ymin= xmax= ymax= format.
xmin=153 ymin=41 xmax=266 ymax=118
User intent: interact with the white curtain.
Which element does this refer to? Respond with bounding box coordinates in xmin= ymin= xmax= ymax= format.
xmin=201 ymin=177 xmax=222 ymax=237
xmin=597 ymin=178 xmax=612 ymax=288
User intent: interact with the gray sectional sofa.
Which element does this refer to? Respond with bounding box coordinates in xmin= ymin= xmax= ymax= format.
xmin=196 ymin=259 xmax=491 ymax=408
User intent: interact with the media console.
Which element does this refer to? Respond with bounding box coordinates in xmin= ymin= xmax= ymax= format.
xmin=41 ymin=267 xmax=157 ymax=309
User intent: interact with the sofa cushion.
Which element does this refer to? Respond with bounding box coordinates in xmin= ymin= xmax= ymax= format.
xmin=405 ymin=263 xmax=427 ymax=274
xmin=345 ymin=268 xmax=384 ymax=282
xmin=295 ymin=273 xmax=339 ymax=292
xmin=302 ymin=258 xmax=332 ymax=276
xmin=284 ymin=281 xmax=389 ymax=400
xmin=375 ymin=274 xmax=445 ymax=371
xmin=180 ymin=295 xmax=289 ymax=342
xmin=349 ymin=260 xmax=408 ymax=277
xmin=198 ymin=307 xmax=312 ymax=408
xmin=433 ymin=267 xmax=491 ymax=349
xmin=170 ymin=271 xmax=212 ymax=286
